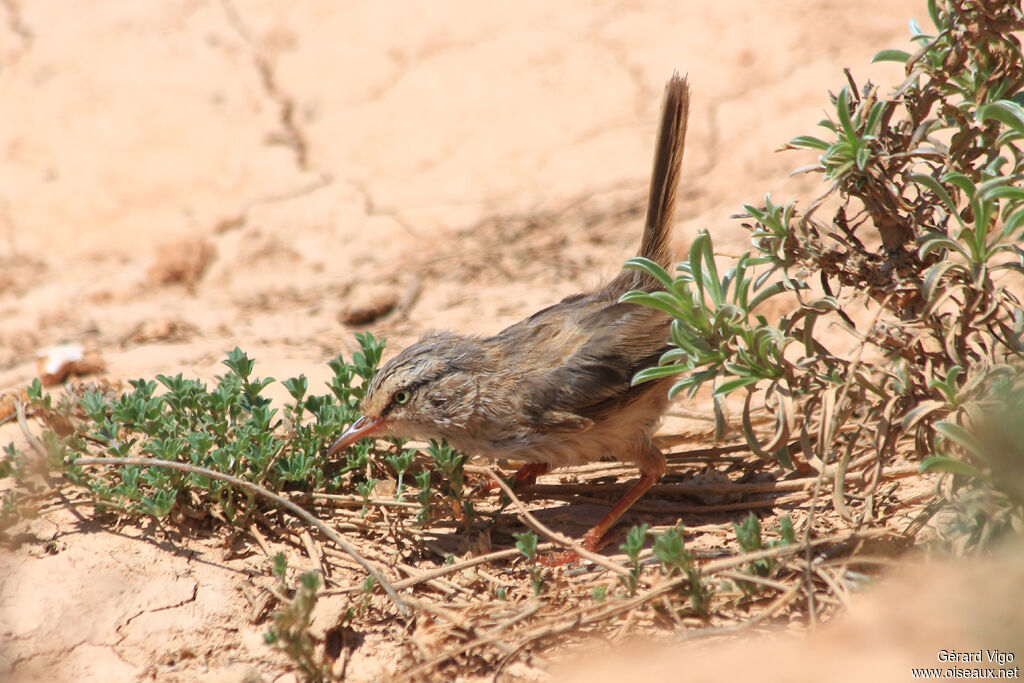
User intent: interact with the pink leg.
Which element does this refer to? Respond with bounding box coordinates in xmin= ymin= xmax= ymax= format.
xmin=539 ymin=447 xmax=665 ymax=567
xmin=477 ymin=462 xmax=550 ymax=494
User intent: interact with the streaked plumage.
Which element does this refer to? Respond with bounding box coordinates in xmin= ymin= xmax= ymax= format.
xmin=330 ymin=75 xmax=691 ymax=555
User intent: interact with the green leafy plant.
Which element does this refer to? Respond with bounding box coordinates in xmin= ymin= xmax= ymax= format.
xmin=264 ymin=553 xmax=326 ymax=681
xmin=3 ymin=334 xmax=389 ymax=528
xmin=415 ymin=469 xmax=433 ymax=524
xmin=618 ymin=523 xmax=648 ymax=596
xmin=921 ymin=369 xmax=1024 ymax=551
xmin=514 ymin=531 xmax=545 ymax=597
xmin=355 ymin=478 xmax=379 ymax=517
xmin=623 ymin=0 xmax=1024 ymax=549
xmin=359 ymin=575 xmax=377 ymax=615
xmin=386 ymin=449 xmax=416 ymax=498
xmin=731 ymin=514 xmax=796 ymax=596
xmin=652 ymin=525 xmax=712 ymax=616
xmin=733 ymin=513 xmax=770 ymax=578
xmin=427 ymin=439 xmax=474 ymax=525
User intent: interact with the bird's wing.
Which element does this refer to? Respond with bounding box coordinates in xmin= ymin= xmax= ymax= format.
xmin=517 ymin=301 xmax=671 ymax=431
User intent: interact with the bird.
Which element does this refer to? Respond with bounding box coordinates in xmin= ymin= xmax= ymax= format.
xmin=328 ymin=74 xmax=690 ymax=562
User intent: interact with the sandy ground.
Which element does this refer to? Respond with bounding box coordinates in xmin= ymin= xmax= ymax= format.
xmin=0 ymin=1 xmax=973 ymax=681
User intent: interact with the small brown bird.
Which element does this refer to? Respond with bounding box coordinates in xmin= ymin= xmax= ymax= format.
xmin=329 ymin=74 xmax=690 ymax=559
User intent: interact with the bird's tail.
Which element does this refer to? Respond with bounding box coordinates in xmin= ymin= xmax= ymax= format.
xmin=610 ymin=73 xmax=691 ymax=294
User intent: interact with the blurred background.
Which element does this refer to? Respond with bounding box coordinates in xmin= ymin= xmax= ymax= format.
xmin=12 ymin=2 xmax=1014 ymax=681
xmin=0 ymin=0 xmax=920 ymax=389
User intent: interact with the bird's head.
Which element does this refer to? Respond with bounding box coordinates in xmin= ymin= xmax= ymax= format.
xmin=326 ymin=332 xmax=485 ymax=457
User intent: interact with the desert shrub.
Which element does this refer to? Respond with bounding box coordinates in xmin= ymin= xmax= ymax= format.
xmin=2 ymin=334 xmax=391 ymax=526
xmin=625 ymin=0 xmax=1024 ymax=545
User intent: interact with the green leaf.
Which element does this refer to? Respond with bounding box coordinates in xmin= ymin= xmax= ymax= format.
xmin=836 ymin=87 xmax=855 ymax=137
xmin=919 ymin=233 xmax=969 ymax=260
xmin=689 ymin=232 xmax=707 ymax=302
xmin=668 ymin=366 xmax=720 ymax=399
xmin=911 ymin=174 xmax=962 ymax=224
xmin=27 ymin=378 xmax=43 ymax=401
xmin=222 ymin=347 xmax=255 ymax=380
xmin=713 ymin=376 xmax=762 ymax=396
xmin=282 ymin=374 xmax=308 ymax=401
xmin=871 ymin=49 xmax=911 ymax=64
xmin=977 ymin=100 xmax=1024 ymax=137
xmin=699 ymin=231 xmax=723 ymax=305
xmin=620 ymin=290 xmax=686 ymax=318
xmin=746 ymin=280 xmax=793 ymax=313
xmin=926 ymin=0 xmax=941 ymax=29
xmin=855 ymin=144 xmax=871 ymax=171
xmin=942 ymin=172 xmax=976 ymax=199
xmin=1002 ymin=206 xmax=1024 ymax=237
xmin=919 ymin=456 xmax=986 ymax=480
xmin=513 ymin=531 xmax=539 ymax=561
xmin=985 ymin=185 xmax=1024 ymax=202
xmin=632 ymin=364 xmax=688 ymax=385
xmin=622 ymin=256 xmax=676 ymax=289
xmin=789 ymin=135 xmax=831 ymax=150
xmin=921 ymin=260 xmax=956 ymax=302
xmin=933 ymin=421 xmax=982 ymax=457
xmin=863 ymin=101 xmax=886 ymax=135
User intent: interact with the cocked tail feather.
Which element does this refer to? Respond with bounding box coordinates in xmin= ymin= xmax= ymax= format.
xmin=610 ymin=73 xmax=690 ymax=295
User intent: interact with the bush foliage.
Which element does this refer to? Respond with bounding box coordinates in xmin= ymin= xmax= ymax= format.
xmin=625 ymin=0 xmax=1024 ymax=548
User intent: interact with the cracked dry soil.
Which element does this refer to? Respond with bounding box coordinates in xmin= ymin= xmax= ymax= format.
xmin=0 ymin=1 xmax=937 ymax=681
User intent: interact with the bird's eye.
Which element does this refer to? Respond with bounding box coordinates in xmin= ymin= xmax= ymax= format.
xmin=393 ymin=389 xmax=412 ymax=405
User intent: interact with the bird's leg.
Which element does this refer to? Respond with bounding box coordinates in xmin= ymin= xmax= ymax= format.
xmin=539 ymin=446 xmax=665 ymax=567
xmin=470 ymin=462 xmax=550 ymax=498
xmin=580 ymin=469 xmax=661 ymax=550
xmin=508 ymin=462 xmax=550 ymax=490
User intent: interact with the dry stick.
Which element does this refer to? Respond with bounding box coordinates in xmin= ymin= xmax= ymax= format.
xmin=515 ymin=465 xmax=922 ymax=518
xmin=526 ymin=491 xmax=806 ymax=515
xmin=296 ymin=527 xmax=325 ymax=577
xmin=14 ymin=399 xmax=45 ymax=457
xmin=718 ymin=569 xmax=793 ymax=593
xmin=15 ymin=400 xmax=90 ymax=524
xmin=804 ymin=470 xmax=826 ymax=629
xmin=657 ymin=579 xmax=804 ymax=648
xmin=531 ymin=480 xmax=784 ymax=496
xmin=488 ymin=553 xmax=802 ymax=675
xmin=528 ymin=464 xmax=920 ymax=496
xmin=71 ymin=456 xmax=409 ymax=617
xmin=467 ymin=465 xmax=631 ymax=578
xmin=517 ymin=530 xmax=884 ymax=641
xmin=401 ymin=527 xmax=889 ymax=681
xmin=320 ymin=545 xmax=464 ymax=601
xmin=820 ymin=554 xmax=905 ymax=569
xmin=654 ymin=437 xmax=750 ymax=454
xmin=477 ymin=456 xmax=910 ymax=575
xmin=702 ymin=527 xmax=890 ymax=574
xmin=323 ymin=547 xmax=528 ymax=594
xmin=495 ymin=602 xmax=542 ymax=630
xmin=611 ymin=602 xmax=640 ymax=643
xmin=401 ymin=595 xmax=516 ymax=656
xmin=395 ymin=561 xmax=470 ymax=597
xmin=814 ymin=565 xmax=853 ymax=610
xmin=402 ymin=603 xmax=546 ymax=682
xmin=248 ymin=522 xmax=274 ymax=558
xmin=360 ymin=462 xmax=897 ymax=606
xmin=288 ymin=491 xmax=421 ymax=509
xmin=803 ymin=295 xmax=891 ymax=629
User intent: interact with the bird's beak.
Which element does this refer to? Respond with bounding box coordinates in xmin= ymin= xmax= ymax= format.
xmin=327 ymin=415 xmax=385 ymax=457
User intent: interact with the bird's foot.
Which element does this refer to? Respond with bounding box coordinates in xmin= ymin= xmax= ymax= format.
xmin=469 ymin=463 xmax=549 ymax=499
xmin=536 ymin=527 xmax=605 ymax=567
xmin=537 ymin=550 xmax=578 ymax=567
